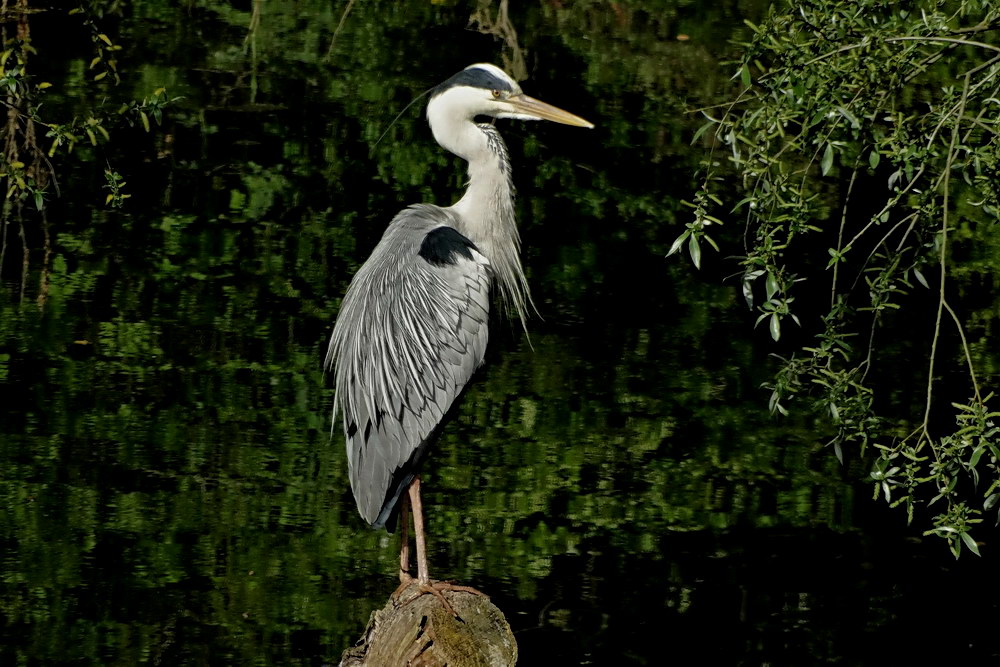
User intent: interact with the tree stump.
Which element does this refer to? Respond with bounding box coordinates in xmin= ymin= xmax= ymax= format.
xmin=340 ymin=582 xmax=517 ymax=666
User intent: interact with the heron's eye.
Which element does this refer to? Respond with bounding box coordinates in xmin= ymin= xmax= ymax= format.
xmin=491 ymin=89 xmax=502 ymax=99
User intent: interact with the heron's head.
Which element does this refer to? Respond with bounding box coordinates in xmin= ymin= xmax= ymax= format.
xmin=427 ymin=63 xmax=593 ymax=128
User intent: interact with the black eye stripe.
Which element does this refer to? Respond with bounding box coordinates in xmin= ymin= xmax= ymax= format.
xmin=432 ymin=67 xmax=514 ymax=97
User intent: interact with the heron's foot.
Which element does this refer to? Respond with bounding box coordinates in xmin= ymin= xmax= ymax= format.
xmin=391 ymin=570 xmax=417 ymax=603
xmin=393 ymin=578 xmax=489 ymax=620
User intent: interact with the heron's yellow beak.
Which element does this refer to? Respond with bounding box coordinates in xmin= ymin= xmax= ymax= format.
xmin=507 ymin=94 xmax=594 ymax=128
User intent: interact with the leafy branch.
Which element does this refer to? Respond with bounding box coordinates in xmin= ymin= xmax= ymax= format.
xmin=0 ymin=3 xmax=176 ymax=306
xmin=675 ymin=0 xmax=1000 ymax=555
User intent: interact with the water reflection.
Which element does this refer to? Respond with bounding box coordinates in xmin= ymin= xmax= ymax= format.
xmin=1 ymin=1 xmax=998 ymax=665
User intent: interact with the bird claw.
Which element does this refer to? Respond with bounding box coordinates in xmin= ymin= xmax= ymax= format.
xmin=392 ymin=571 xmax=417 ymax=603
xmin=392 ymin=577 xmax=489 ymax=620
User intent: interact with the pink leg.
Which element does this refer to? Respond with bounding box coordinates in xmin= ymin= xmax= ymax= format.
xmin=408 ymin=476 xmax=431 ymax=584
xmin=398 ymin=491 xmax=411 ymax=583
xmin=393 ymin=476 xmax=487 ymax=618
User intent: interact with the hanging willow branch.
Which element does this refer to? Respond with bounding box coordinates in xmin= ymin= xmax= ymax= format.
xmin=676 ymin=0 xmax=1000 ymax=557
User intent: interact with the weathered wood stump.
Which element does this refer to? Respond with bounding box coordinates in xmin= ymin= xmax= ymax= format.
xmin=340 ymin=582 xmax=517 ymax=666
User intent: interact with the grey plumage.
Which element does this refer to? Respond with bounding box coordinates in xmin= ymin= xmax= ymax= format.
xmin=325 ymin=63 xmax=592 ymax=533
xmin=326 ymin=205 xmax=490 ymax=527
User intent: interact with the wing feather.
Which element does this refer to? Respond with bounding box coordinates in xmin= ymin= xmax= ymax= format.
xmin=326 ymin=205 xmax=491 ymax=527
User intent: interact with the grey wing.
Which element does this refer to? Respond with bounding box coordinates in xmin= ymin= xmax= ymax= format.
xmin=326 ymin=207 xmax=491 ymax=527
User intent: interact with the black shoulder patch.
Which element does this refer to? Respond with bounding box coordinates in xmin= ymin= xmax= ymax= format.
xmin=433 ymin=66 xmax=513 ymax=97
xmin=418 ymin=227 xmax=478 ymax=266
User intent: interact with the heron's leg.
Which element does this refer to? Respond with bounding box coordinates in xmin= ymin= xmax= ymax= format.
xmin=398 ymin=492 xmax=411 ymax=583
xmin=391 ymin=491 xmax=417 ymax=604
xmin=393 ymin=476 xmax=488 ymax=618
xmin=409 ymin=476 xmax=431 ymax=585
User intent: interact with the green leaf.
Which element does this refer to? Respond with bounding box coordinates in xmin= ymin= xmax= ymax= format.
xmin=960 ymin=532 xmax=981 ymax=557
xmin=821 ymin=143 xmax=834 ymax=176
xmin=913 ymin=268 xmax=928 ymax=288
xmin=688 ymin=234 xmax=701 ymax=269
xmin=742 ymin=280 xmax=754 ymax=309
xmin=836 ymin=106 xmax=860 ymax=129
xmin=970 ymin=445 xmax=985 ymax=468
xmin=769 ymin=313 xmax=780 ymax=341
xmin=666 ymin=230 xmax=690 ymax=257
xmin=869 ymin=150 xmax=880 ymax=169
xmin=691 ymin=120 xmax=715 ymax=145
xmin=765 ymin=272 xmax=779 ymax=300
xmin=740 ymin=63 xmax=751 ymax=88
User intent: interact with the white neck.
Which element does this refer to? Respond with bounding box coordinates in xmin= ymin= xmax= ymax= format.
xmin=427 ymin=92 xmax=515 ymax=257
xmin=450 ymin=146 xmax=513 ymax=256
xmin=426 ymin=92 xmax=531 ymax=328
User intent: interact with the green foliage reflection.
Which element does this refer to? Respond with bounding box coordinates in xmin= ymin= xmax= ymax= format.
xmin=0 ymin=0 xmax=956 ymax=664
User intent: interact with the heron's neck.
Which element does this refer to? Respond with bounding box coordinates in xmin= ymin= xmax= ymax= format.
xmin=433 ymin=119 xmax=531 ymax=327
xmin=450 ymin=126 xmax=515 ymax=257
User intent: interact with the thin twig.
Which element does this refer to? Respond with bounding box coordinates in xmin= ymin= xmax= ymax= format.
xmin=922 ymin=72 xmax=972 ymax=446
xmin=797 ymin=33 xmax=1000 ymax=74
xmin=36 ymin=208 xmax=50 ymax=310
xmin=963 ymin=52 xmax=1000 ymax=79
xmin=843 ymin=167 xmax=925 ymax=254
xmin=831 ymin=161 xmax=860 ymax=308
xmin=845 ymin=213 xmax=917 ymax=300
xmin=886 ymin=35 xmax=1000 ymax=55
xmin=951 ymin=15 xmax=1000 ymax=35
xmin=324 ymin=0 xmax=356 ymax=62
xmin=943 ymin=299 xmax=982 ymax=403
xmin=17 ymin=213 xmax=27 ymax=302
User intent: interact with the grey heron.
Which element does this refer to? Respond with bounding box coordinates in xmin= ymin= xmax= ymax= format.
xmin=326 ymin=63 xmax=592 ymax=597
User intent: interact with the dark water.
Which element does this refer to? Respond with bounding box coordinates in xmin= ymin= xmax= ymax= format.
xmin=1 ymin=2 xmax=998 ymax=665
